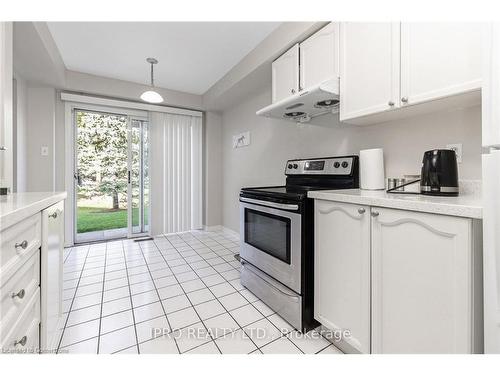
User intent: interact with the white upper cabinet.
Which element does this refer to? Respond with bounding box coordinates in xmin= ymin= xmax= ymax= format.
xmin=272 ymin=43 xmax=299 ymax=103
xmin=314 ymin=200 xmax=371 ymax=354
xmin=340 ymin=22 xmax=482 ymax=125
xmin=339 ymin=22 xmax=401 ymax=122
xmin=371 ymin=207 xmax=478 ymax=354
xmin=400 ymin=22 xmax=482 ymax=107
xmin=299 ymin=23 xmax=339 ymax=90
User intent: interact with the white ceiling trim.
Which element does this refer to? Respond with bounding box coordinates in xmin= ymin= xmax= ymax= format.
xmin=60 ymin=92 xmax=203 ymax=117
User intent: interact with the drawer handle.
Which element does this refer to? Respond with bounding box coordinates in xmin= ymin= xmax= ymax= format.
xmin=49 ymin=211 xmax=58 ymax=219
xmin=11 ymin=289 xmax=26 ymax=299
xmin=15 ymin=240 xmax=28 ymax=250
xmin=241 ymin=261 xmax=299 ymax=301
xmin=14 ymin=336 xmax=27 ymax=347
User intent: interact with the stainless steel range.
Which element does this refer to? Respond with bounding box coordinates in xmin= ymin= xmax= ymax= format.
xmin=239 ymin=156 xmax=359 ymax=332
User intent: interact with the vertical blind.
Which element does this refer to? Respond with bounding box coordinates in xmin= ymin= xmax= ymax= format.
xmin=150 ymin=112 xmax=202 ymax=235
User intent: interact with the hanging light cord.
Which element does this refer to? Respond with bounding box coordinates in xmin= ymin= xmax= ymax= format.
xmin=150 ymin=62 xmax=155 ymax=87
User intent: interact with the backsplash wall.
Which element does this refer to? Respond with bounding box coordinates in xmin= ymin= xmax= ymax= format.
xmin=221 ymin=88 xmax=482 ymax=232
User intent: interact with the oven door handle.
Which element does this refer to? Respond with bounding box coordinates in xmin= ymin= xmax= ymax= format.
xmin=240 ymin=197 xmax=299 ymax=211
xmin=241 ymin=260 xmax=300 ymax=300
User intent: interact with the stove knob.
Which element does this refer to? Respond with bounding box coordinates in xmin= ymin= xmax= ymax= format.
xmin=341 ymin=161 xmax=349 ymax=168
xmin=333 ymin=162 xmax=340 ymax=168
xmin=287 ymin=164 xmax=293 ymax=169
xmin=293 ymin=164 xmax=298 ymax=169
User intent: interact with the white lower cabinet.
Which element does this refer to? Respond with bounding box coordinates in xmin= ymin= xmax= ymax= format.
xmin=0 ymin=198 xmax=65 ymax=354
xmin=41 ymin=201 xmax=64 ymax=352
xmin=314 ymin=200 xmax=483 ymax=354
xmin=314 ymin=200 xmax=371 ymax=353
xmin=371 ymin=207 xmax=482 ymax=353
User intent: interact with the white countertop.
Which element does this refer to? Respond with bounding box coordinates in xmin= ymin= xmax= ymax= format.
xmin=0 ymin=192 xmax=67 ymax=229
xmin=308 ymin=189 xmax=482 ymax=219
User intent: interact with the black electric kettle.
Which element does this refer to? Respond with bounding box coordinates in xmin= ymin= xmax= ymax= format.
xmin=420 ymin=149 xmax=459 ymax=196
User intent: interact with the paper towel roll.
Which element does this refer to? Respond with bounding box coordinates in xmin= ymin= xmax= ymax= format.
xmin=360 ymin=148 xmax=385 ymax=190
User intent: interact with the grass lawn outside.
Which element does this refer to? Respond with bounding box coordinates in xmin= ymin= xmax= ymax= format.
xmin=77 ymin=206 xmax=148 ymax=233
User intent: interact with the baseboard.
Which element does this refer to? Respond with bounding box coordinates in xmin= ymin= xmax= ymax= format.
xmin=203 ymin=225 xmax=223 ymax=232
xmin=202 ymin=225 xmax=240 ymax=240
xmin=221 ymin=226 xmax=240 ymax=240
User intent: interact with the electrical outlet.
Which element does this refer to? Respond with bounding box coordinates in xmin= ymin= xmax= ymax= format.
xmin=446 ymin=143 xmax=462 ymax=163
xmin=41 ymin=146 xmax=49 ymax=156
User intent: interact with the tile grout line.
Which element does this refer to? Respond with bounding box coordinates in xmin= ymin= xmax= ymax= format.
xmin=57 ymin=244 xmax=91 ymax=352
xmin=134 ymin=240 xmax=180 ymax=354
xmin=120 ymin=240 xmax=141 ymax=354
xmin=60 ymin=230 xmax=330 ymax=355
xmin=177 ymin=232 xmax=305 ymax=353
xmin=164 ymin=233 xmax=264 ymax=353
xmin=151 ymin=237 xmax=222 ymax=354
xmin=195 ymin=232 xmax=307 ymax=353
xmin=138 ymin=231 xmax=273 ymax=352
xmin=95 ymin=242 xmax=109 ymax=353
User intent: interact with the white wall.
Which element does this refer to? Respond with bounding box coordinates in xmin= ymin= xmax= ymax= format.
xmin=221 ymin=88 xmax=482 ymax=232
xmin=26 ymin=86 xmax=56 ymax=192
xmin=13 ymin=75 xmax=28 ymax=192
xmin=204 ymin=111 xmax=223 ymax=227
xmin=1 ymin=22 xmax=13 ymax=192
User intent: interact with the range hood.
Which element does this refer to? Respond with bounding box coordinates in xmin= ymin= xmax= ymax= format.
xmin=256 ymin=78 xmax=340 ymax=123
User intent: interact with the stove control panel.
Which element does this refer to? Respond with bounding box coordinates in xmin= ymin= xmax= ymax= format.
xmin=285 ymin=156 xmax=356 ymax=175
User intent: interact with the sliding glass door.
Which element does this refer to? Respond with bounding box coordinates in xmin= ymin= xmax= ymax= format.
xmin=128 ymin=118 xmax=149 ymax=237
xmin=74 ymin=108 xmax=149 ymax=243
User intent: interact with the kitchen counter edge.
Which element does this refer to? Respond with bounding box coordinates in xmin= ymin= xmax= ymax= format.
xmin=0 ymin=192 xmax=67 ymax=230
xmin=308 ymin=189 xmax=482 ymax=219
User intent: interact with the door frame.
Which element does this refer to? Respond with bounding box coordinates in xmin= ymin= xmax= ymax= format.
xmin=64 ymin=101 xmax=147 ymax=246
xmin=127 ymin=116 xmax=149 ymax=238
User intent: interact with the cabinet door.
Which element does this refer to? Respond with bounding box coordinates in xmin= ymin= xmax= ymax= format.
xmin=339 ymin=22 xmax=400 ymax=121
xmin=272 ymin=43 xmax=299 ymax=103
xmin=400 ymin=22 xmax=482 ymax=107
xmin=371 ymin=207 xmax=472 ymax=353
xmin=299 ymin=23 xmax=339 ymax=90
xmin=41 ymin=201 xmax=64 ymax=352
xmin=314 ymin=200 xmax=371 ymax=353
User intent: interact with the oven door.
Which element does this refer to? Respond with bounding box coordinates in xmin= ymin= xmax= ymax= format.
xmin=239 ymin=197 xmax=302 ymax=294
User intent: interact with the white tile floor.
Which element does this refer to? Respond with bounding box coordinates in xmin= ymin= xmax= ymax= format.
xmin=58 ymin=230 xmax=342 ymax=354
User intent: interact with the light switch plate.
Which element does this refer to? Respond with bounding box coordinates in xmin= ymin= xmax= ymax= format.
xmin=41 ymin=146 xmax=49 ymax=156
xmin=233 ymin=131 xmax=250 ymax=149
xmin=446 ymin=143 xmax=462 ymax=163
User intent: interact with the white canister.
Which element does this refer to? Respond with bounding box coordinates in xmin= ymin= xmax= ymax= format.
xmin=360 ymin=148 xmax=385 ymax=190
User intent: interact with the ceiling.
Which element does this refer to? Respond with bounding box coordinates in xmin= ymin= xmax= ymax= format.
xmin=47 ymin=22 xmax=281 ymax=95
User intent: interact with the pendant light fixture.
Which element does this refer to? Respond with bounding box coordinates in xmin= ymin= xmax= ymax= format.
xmin=140 ymin=57 xmax=164 ymax=103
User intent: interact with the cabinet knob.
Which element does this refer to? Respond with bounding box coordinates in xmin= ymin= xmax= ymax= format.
xmin=291 ymin=89 xmax=296 ymax=94
xmin=388 ymin=101 xmax=395 ymax=107
xmin=371 ymin=211 xmax=380 ymax=217
xmin=14 ymin=240 xmax=28 ymax=250
xmin=14 ymin=336 xmax=27 ymax=347
xmin=11 ymin=289 xmax=26 ymax=299
xmin=358 ymin=208 xmax=366 ymax=214
xmin=401 ymin=97 xmax=409 ymax=103
xmin=49 ymin=211 xmax=58 ymax=219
